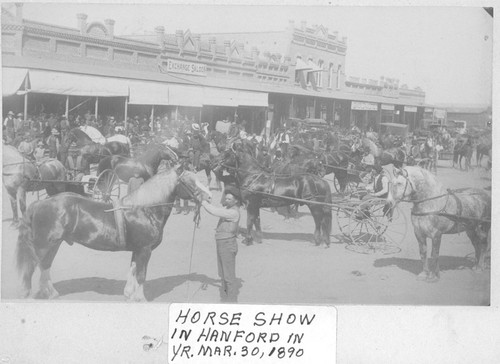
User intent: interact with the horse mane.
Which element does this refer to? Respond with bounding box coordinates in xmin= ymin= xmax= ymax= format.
xmin=405 ymin=166 xmax=445 ymax=199
xmin=122 ymin=168 xmax=178 ymax=206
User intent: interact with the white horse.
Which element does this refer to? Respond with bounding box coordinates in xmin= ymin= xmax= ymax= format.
xmin=387 ymin=166 xmax=490 ymax=282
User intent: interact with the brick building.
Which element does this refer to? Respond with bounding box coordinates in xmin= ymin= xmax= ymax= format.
xmin=2 ymin=4 xmax=428 ymax=133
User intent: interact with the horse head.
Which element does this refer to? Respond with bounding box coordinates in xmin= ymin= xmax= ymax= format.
xmin=177 ymin=170 xmax=212 ymax=203
xmin=387 ymin=167 xmax=413 ymax=207
xmin=160 ymin=145 xmax=179 ymax=164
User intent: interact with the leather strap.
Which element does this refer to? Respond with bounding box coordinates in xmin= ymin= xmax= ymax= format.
xmin=113 ymin=201 xmax=127 ymax=248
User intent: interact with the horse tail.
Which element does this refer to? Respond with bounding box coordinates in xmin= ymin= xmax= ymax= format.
xmin=16 ymin=201 xmax=40 ymax=278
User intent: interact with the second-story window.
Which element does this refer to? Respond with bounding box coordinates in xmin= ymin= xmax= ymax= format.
xmin=317 ymin=60 xmax=324 ymax=87
xmin=307 ymin=57 xmax=314 ymax=85
xmin=328 ymin=62 xmax=334 ymax=88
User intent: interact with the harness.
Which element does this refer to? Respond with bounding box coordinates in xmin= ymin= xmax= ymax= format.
xmin=112 ymin=200 xmax=127 ymax=248
xmin=397 ymin=173 xmax=490 ymax=227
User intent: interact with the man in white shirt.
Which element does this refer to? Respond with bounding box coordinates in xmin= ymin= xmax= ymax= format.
xmin=201 ymin=187 xmax=241 ymax=302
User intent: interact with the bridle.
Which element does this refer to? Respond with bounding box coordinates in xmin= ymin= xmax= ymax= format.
xmin=392 ymin=169 xmax=416 ymax=203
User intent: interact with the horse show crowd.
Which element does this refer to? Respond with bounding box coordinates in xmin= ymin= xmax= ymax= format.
xmin=2 ymin=104 xmax=493 ymax=303
xmin=3 ymin=105 xmax=492 ymax=186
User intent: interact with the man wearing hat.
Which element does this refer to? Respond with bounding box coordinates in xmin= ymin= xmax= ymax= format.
xmin=33 ymin=141 xmax=46 ymax=162
xmin=3 ymin=111 xmax=16 ymax=143
xmin=14 ymin=113 xmax=24 ymax=135
xmin=201 ymin=185 xmax=242 ymax=303
xmin=65 ymin=143 xmax=89 ymax=182
xmin=17 ymin=132 xmax=35 ymax=158
xmin=46 ymin=128 xmax=60 ymax=158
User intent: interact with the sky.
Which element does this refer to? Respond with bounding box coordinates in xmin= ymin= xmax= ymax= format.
xmin=6 ymin=1 xmax=494 ymax=106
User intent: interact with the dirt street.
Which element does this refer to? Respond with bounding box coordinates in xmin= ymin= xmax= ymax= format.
xmin=1 ymin=160 xmax=491 ymax=305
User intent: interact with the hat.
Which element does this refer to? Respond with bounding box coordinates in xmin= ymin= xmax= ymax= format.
xmin=37 ymin=141 xmax=44 ymax=146
xmin=7 ymin=111 xmax=14 ymax=116
xmin=224 ymin=185 xmax=242 ymax=203
xmin=51 ymin=128 xmax=60 ymax=135
xmin=192 ymin=123 xmax=200 ymax=131
xmin=134 ymin=116 xmax=140 ymax=120
xmin=110 ymin=116 xmax=115 ymax=120
xmin=17 ymin=113 xmax=23 ymax=117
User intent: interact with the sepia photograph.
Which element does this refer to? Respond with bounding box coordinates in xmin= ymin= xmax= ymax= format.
xmin=1 ymin=2 xmax=493 ymax=307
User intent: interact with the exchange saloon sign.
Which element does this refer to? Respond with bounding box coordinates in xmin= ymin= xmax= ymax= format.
xmin=166 ymin=59 xmax=207 ymax=76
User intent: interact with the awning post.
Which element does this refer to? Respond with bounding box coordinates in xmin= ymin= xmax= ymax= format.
xmin=124 ymin=97 xmax=128 ymax=134
xmin=23 ymin=76 xmax=28 ymax=122
xmin=151 ymin=105 xmax=155 ymax=129
xmin=95 ymin=97 xmax=99 ymax=119
xmin=65 ymin=95 xmax=69 ymax=119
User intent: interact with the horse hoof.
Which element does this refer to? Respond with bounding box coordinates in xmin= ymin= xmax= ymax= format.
xmin=416 ymin=272 xmax=428 ymax=281
xmin=472 ymin=266 xmax=484 ymax=273
xmin=426 ymin=275 xmax=440 ymax=283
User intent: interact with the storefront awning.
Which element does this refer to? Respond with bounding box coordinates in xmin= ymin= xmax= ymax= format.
xmin=2 ymin=68 xmax=28 ymax=96
xmin=168 ymin=84 xmax=203 ymax=107
xmin=203 ymin=87 xmax=238 ymax=107
xmin=28 ymin=70 xmax=129 ymax=96
xmin=128 ymin=81 xmax=169 ymax=105
xmin=237 ymin=91 xmax=268 ymax=107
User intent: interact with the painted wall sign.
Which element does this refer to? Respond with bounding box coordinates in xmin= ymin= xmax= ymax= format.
xmin=166 ymin=59 xmax=207 ymax=76
xmin=381 ymin=104 xmax=395 ymax=111
xmin=404 ymin=106 xmax=417 ymax=112
xmin=351 ymin=101 xmax=378 ymax=111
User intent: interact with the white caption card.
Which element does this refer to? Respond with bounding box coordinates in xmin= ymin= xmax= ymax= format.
xmin=168 ymin=303 xmax=337 ymax=364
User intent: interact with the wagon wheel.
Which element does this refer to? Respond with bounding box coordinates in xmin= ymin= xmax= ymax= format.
xmin=336 ymin=207 xmax=352 ymax=238
xmin=93 ymin=169 xmax=121 ymax=203
xmin=345 ymin=198 xmax=407 ymax=255
xmin=333 ymin=175 xmax=359 ymax=194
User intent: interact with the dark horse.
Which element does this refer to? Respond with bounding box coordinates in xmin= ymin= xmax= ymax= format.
xmin=388 ymin=166 xmax=490 ymax=282
xmin=215 ymin=147 xmax=333 ymax=247
xmin=453 ymin=140 xmax=474 ymax=171
xmin=379 ymin=147 xmax=407 ymax=168
xmin=15 ymin=168 xmax=212 ymax=301
xmin=97 ymin=144 xmax=178 ymax=183
xmin=61 ymin=128 xmax=111 ymax=164
xmin=3 ymin=145 xmax=69 ymax=225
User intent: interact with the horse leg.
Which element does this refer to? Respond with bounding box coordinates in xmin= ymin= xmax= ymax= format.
xmin=467 ymin=227 xmax=489 ymax=272
xmin=127 ymin=248 xmax=152 ymax=302
xmin=35 ymin=242 xmax=62 ymax=299
xmin=320 ymin=207 xmax=332 ymax=247
xmin=415 ymin=232 xmax=430 ymax=281
xmin=18 ymin=188 xmax=27 ymax=217
xmin=427 ymin=234 xmax=442 ymax=282
xmin=309 ymin=207 xmax=323 ymax=246
xmin=8 ymin=191 xmax=19 ymax=225
xmin=124 ymin=254 xmax=138 ymax=299
xmin=253 ymin=208 xmax=263 ymax=244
